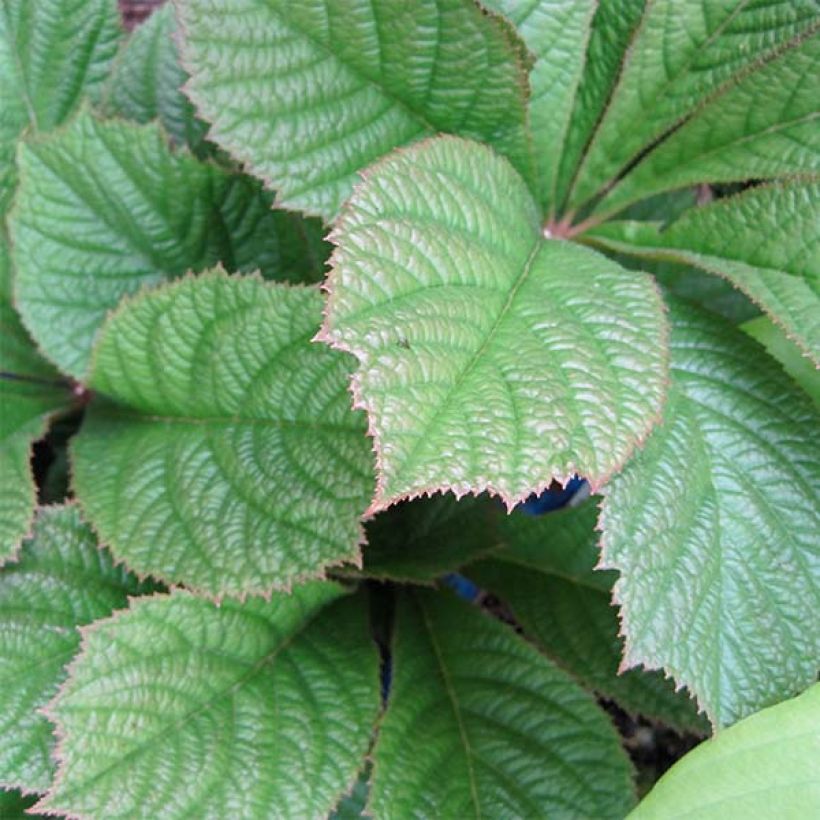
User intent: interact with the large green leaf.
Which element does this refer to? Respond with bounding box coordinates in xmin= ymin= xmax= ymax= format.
xmin=631 ymin=684 xmax=820 ymax=819
xmin=176 ymin=0 xmax=534 ymax=220
xmin=585 ymin=180 xmax=820 ymax=363
xmin=553 ymin=0 xmax=646 ymax=210
xmin=105 ymin=3 xmax=209 ymax=152
xmin=0 ymin=235 xmax=70 ymax=563
xmin=567 ymin=0 xmax=819 ymax=211
xmin=598 ymin=30 xmax=820 ymax=217
xmin=0 ymin=0 xmax=120 ymax=211
xmin=482 ymin=0 xmax=595 ymax=214
xmin=10 ymin=112 xmax=331 ymax=378
xmin=320 ymin=136 xmax=667 ymax=511
xmin=369 ymin=589 xmax=636 ymax=818
xmin=0 ymin=505 xmax=148 ymax=792
xmin=35 ymin=584 xmax=380 ymax=819
xmin=72 ymin=272 xmax=374 ymax=597
xmin=466 ymin=502 xmax=708 ymax=733
xmin=600 ymin=300 xmax=820 ymax=728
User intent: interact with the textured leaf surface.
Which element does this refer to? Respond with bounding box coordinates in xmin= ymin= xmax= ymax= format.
xmin=598 ymin=30 xmax=820 ymax=217
xmin=601 ymin=301 xmax=820 ymax=727
xmin=37 ymin=585 xmax=380 ymax=819
xmin=0 ymin=0 xmax=120 ymax=211
xmin=105 ymin=3 xmax=208 ymax=152
xmin=466 ymin=502 xmax=708 ymax=733
xmin=10 ymin=112 xmax=331 ymax=378
xmin=586 ymin=181 xmax=820 ymax=363
xmin=72 ymin=272 xmax=374 ymax=597
xmin=0 ymin=506 xmax=147 ymax=791
xmin=321 ymin=136 xmax=667 ymax=510
xmin=370 ymin=590 xmax=636 ymax=818
xmin=568 ymin=0 xmax=820 ymax=210
xmin=176 ymin=0 xmax=534 ymax=220
xmin=360 ymin=495 xmax=499 ymax=582
xmin=0 ymin=237 xmax=69 ymax=563
xmin=631 ymin=685 xmax=820 ymax=819
xmin=482 ymin=0 xmax=594 ymax=213
xmin=743 ymin=316 xmax=820 ymax=407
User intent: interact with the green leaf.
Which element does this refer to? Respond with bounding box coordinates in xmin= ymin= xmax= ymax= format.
xmin=0 ymin=235 xmax=70 ymax=563
xmin=482 ymin=0 xmax=595 ymax=214
xmin=0 ymin=505 xmax=149 ymax=792
xmin=585 ymin=180 xmax=820 ymax=363
xmin=0 ymin=0 xmax=120 ymax=211
xmin=630 ymin=684 xmax=820 ymax=819
xmin=600 ymin=300 xmax=820 ymax=728
xmin=466 ymin=502 xmax=709 ymax=734
xmin=598 ymin=30 xmax=820 ymax=217
xmin=567 ymin=0 xmax=819 ymax=211
xmin=553 ymin=0 xmax=646 ymax=210
xmin=369 ymin=589 xmax=636 ymax=818
xmin=176 ymin=0 xmax=534 ymax=221
xmin=743 ymin=316 xmax=820 ymax=408
xmin=10 ymin=111 xmax=331 ymax=378
xmin=72 ymin=272 xmax=374 ymax=597
xmin=0 ymin=788 xmax=46 ymax=819
xmin=105 ymin=3 xmax=209 ymax=153
xmin=360 ymin=495 xmax=499 ymax=583
xmin=320 ymin=136 xmax=667 ymax=511
xmin=36 ymin=585 xmax=380 ymax=819
xmin=331 ymin=772 xmax=370 ymax=820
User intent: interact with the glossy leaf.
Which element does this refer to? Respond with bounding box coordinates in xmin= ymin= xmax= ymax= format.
xmin=321 ymin=136 xmax=667 ymax=511
xmin=483 ymin=0 xmax=595 ymax=213
xmin=601 ymin=301 xmax=820 ymax=727
xmin=72 ymin=272 xmax=374 ymax=597
xmin=467 ymin=502 xmax=708 ymax=733
xmin=176 ymin=0 xmax=534 ymax=220
xmin=10 ymin=112 xmax=331 ymax=378
xmin=0 ymin=0 xmax=120 ymax=211
xmin=370 ymin=589 xmax=636 ymax=818
xmin=599 ymin=30 xmax=820 ymax=217
xmin=585 ymin=180 xmax=820 ymax=364
xmin=631 ymin=685 xmax=820 ymax=819
xmin=105 ymin=3 xmax=209 ymax=152
xmin=0 ymin=505 xmax=148 ymax=791
xmin=0 ymin=236 xmax=69 ymax=563
xmin=36 ymin=585 xmax=380 ymax=819
xmin=567 ymin=0 xmax=819 ymax=210
xmin=743 ymin=316 xmax=820 ymax=407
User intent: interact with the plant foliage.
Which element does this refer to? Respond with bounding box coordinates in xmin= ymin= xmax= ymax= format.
xmin=0 ymin=0 xmax=818 ymax=817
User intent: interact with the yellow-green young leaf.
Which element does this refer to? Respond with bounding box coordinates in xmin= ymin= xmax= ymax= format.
xmin=482 ymin=0 xmax=595 ymax=214
xmin=598 ymin=30 xmax=820 ymax=218
xmin=72 ymin=272 xmax=374 ymax=597
xmin=567 ymin=0 xmax=819 ymax=211
xmin=742 ymin=316 xmax=820 ymax=408
xmin=105 ymin=3 xmax=209 ymax=153
xmin=370 ymin=590 xmax=636 ymax=818
xmin=321 ymin=137 xmax=667 ymax=511
xmin=9 ymin=112 xmax=331 ymax=379
xmin=0 ymin=505 xmax=150 ymax=792
xmin=601 ymin=300 xmax=820 ymax=728
xmin=0 ymin=0 xmax=120 ymax=212
xmin=585 ymin=180 xmax=820 ymax=364
xmin=35 ymin=586 xmax=380 ymax=819
xmin=0 ymin=236 xmax=70 ymax=563
xmin=630 ymin=685 xmax=820 ymax=819
xmin=176 ymin=0 xmax=534 ymax=221
xmin=466 ymin=502 xmax=708 ymax=734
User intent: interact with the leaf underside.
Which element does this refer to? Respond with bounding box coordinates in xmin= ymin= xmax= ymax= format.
xmin=37 ymin=585 xmax=380 ymax=819
xmin=601 ymin=300 xmax=820 ymax=728
xmin=322 ymin=136 xmax=667 ymax=510
xmin=72 ymin=272 xmax=374 ymax=597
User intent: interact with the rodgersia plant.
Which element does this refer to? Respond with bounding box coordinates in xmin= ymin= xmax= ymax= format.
xmin=0 ymin=0 xmax=818 ymax=817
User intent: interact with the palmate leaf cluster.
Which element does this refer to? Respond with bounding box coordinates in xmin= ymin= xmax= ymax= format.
xmin=0 ymin=0 xmax=818 ymax=817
